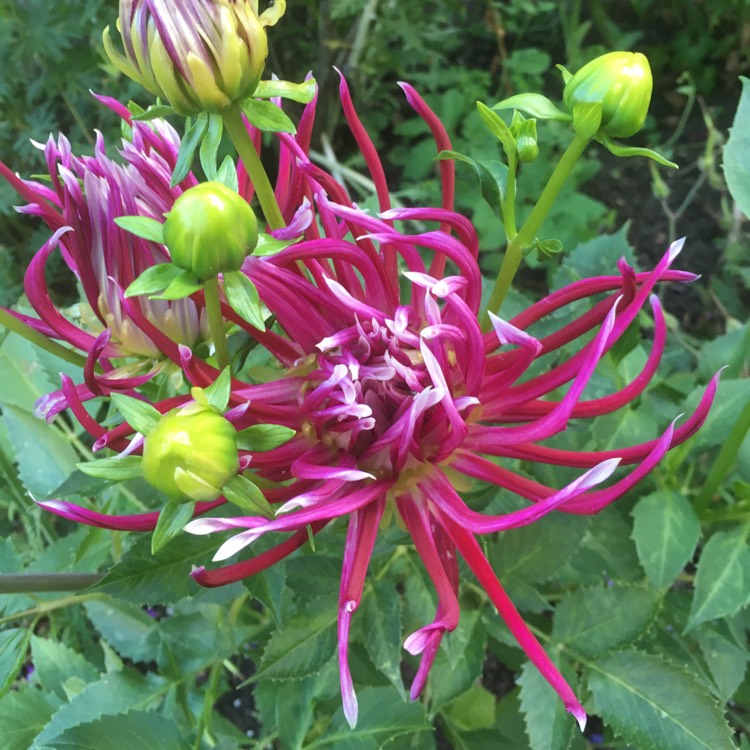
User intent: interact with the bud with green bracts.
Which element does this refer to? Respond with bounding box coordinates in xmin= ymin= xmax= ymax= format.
xmin=563 ymin=51 xmax=653 ymax=139
xmin=163 ymin=182 xmax=258 ymax=281
xmin=104 ymin=0 xmax=286 ymax=115
xmin=142 ymin=401 xmax=239 ymax=502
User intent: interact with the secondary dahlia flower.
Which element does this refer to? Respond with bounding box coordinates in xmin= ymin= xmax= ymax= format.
xmin=35 ymin=78 xmax=716 ymax=729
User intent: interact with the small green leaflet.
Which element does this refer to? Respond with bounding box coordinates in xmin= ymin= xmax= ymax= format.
xmin=223 ymin=271 xmax=266 ymax=330
xmin=171 ymin=112 xmax=209 ymax=187
xmin=724 ymin=76 xmax=750 ymax=217
xmin=215 ymin=155 xmax=239 ymax=192
xmin=241 ymin=99 xmax=296 ymax=134
xmin=203 ymin=367 xmax=232 ymax=412
xmin=110 ymin=393 xmax=161 ymax=434
xmin=476 ymin=101 xmax=517 ymax=161
xmin=150 ymin=269 xmax=203 ymax=300
xmin=130 ymin=104 xmax=175 ymax=121
xmin=199 ymin=114 xmax=223 ymax=180
xmin=492 ymin=92 xmax=571 ymax=121
xmin=151 ymin=501 xmax=196 ymax=555
xmin=254 ymin=78 xmax=317 ymax=103
xmin=572 ymin=101 xmax=603 ymax=140
xmin=436 ymin=150 xmax=507 ymax=218
xmin=254 ymin=232 xmax=301 ymax=257
xmin=113 ymin=216 xmax=165 ymax=244
xmin=124 ymin=263 xmax=180 ymax=298
xmin=236 ymin=424 xmax=296 ymax=452
xmin=222 ymin=473 xmax=273 ymax=518
xmin=0 ymin=629 xmax=32 ymax=699
xmin=597 ymin=133 xmax=678 ymax=168
xmin=77 ymin=455 xmax=143 ymax=481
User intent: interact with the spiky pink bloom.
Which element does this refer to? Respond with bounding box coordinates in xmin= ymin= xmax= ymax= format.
xmin=32 ymin=79 xmax=716 ymax=729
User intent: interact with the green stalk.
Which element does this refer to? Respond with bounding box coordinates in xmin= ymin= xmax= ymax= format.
xmin=0 ymin=308 xmax=88 ymax=368
xmin=483 ymin=133 xmax=590 ymax=328
xmin=221 ymin=105 xmax=285 ymax=231
xmin=204 ymin=276 xmax=231 ymax=372
xmin=0 ymin=573 xmax=102 ymax=593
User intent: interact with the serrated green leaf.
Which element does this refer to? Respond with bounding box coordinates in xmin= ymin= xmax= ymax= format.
xmin=222 ymin=473 xmax=273 ymax=517
xmin=0 ymin=628 xmax=31 ymax=699
xmin=597 ymin=133 xmax=678 ymax=168
xmin=110 ymin=393 xmax=161 ymax=435
xmin=51 ymin=710 xmax=190 ymax=750
xmin=253 ymin=607 xmax=337 ymax=681
xmin=687 ymin=526 xmax=750 ymax=630
xmin=362 ymin=579 xmax=405 ymax=698
xmin=93 ymin=535 xmax=218 ymax=604
xmin=724 ymin=76 xmax=750 ymax=216
xmin=443 ymin=684 xmax=496 ymax=732
xmin=631 ymin=491 xmax=701 ymax=588
xmin=240 ymin=99 xmax=297 ymax=133
xmin=113 ymin=216 xmax=165 ymax=244
xmin=275 ymin=677 xmax=319 ymax=750
xmin=254 ymin=232 xmax=301 ymax=256
xmin=695 ymin=621 xmax=748 ymax=703
xmin=476 ymin=102 xmax=517 ymax=160
xmin=492 ymin=93 xmax=571 ymax=121
xmin=124 ymin=263 xmax=180 ymax=298
xmin=552 ymin=585 xmax=660 ymax=658
xmin=518 ymin=658 xmax=575 ymax=750
xmin=30 ymin=636 xmax=99 ymax=701
xmin=436 ymin=150 xmax=507 ymax=218
xmin=0 ymin=689 xmax=59 ymax=750
xmin=199 ymin=114 xmax=223 ymax=180
xmin=77 ymin=455 xmax=143 ymax=481
xmin=236 ymin=423 xmax=296 ymax=451
xmin=255 ymin=78 xmax=317 ymax=103
xmin=589 ymin=650 xmax=736 ymax=750
xmin=84 ymin=600 xmax=158 ymax=663
xmin=151 ymin=501 xmax=196 ymax=554
xmin=203 ymin=367 xmax=232 ymax=412
xmin=223 ymin=271 xmax=266 ymax=329
xmin=171 ymin=113 xmax=209 ymax=186
xmin=150 ymin=269 xmax=203 ymax=300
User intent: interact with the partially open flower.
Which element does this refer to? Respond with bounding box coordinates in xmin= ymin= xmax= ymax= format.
xmin=104 ymin=0 xmax=286 ymax=114
xmin=164 ymin=182 xmax=258 ymax=280
xmin=142 ymin=400 xmax=239 ymax=502
xmin=563 ymin=51 xmax=653 ymax=138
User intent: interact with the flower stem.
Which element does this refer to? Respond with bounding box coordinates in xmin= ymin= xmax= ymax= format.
xmin=204 ymin=276 xmax=231 ymax=372
xmin=0 ymin=308 xmax=88 ymax=369
xmin=222 ymin=105 xmax=285 ymax=231
xmin=0 ymin=573 xmax=102 ymax=594
xmin=483 ymin=133 xmax=590 ymax=329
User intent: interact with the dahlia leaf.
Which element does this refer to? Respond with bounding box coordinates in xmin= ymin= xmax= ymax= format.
xmin=254 ymin=78 xmax=318 ymax=104
xmin=222 ymin=473 xmax=273 ymax=518
xmin=0 ymin=628 xmax=32 ymax=700
xmin=723 ymin=76 xmax=750 ymax=217
xmin=124 ymin=263 xmax=180 ymax=298
xmin=151 ymin=501 xmax=196 ymax=555
xmin=77 ymin=455 xmax=143 ymax=481
xmin=631 ymin=491 xmax=701 ymax=589
xmin=203 ymin=366 xmax=232 ymax=412
xmin=30 ymin=636 xmax=99 ymax=701
xmin=223 ymin=271 xmax=266 ymax=330
xmin=597 ymin=134 xmax=678 ymax=168
xmin=84 ymin=600 xmax=158 ymax=664
xmin=0 ymin=690 xmax=59 ymax=750
xmin=442 ymin=683 xmax=497 ymax=732
xmin=695 ymin=621 xmax=749 ymax=703
xmin=110 ymin=393 xmax=161 ymax=434
xmin=588 ymin=650 xmax=736 ymax=750
xmin=436 ymin=150 xmax=507 ymax=218
xmin=236 ymin=423 xmax=296 ymax=452
xmin=150 ymin=269 xmax=203 ymax=300
xmin=476 ymin=102 xmax=517 ymax=161
xmin=492 ymin=93 xmax=571 ymax=121
xmin=686 ymin=527 xmax=750 ymax=631
xmin=241 ymin=99 xmax=297 ymax=134
xmin=171 ymin=112 xmax=209 ymax=187
xmin=551 ymin=584 xmax=661 ymax=658
xmin=113 ymin=216 xmax=165 ymax=244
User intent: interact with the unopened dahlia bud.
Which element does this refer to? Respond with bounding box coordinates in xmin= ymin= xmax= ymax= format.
xmin=563 ymin=51 xmax=652 ymax=138
xmin=163 ymin=182 xmax=258 ymax=280
xmin=142 ymin=401 xmax=239 ymax=502
xmin=104 ymin=0 xmax=287 ymax=115
xmin=515 ymin=119 xmax=539 ymax=162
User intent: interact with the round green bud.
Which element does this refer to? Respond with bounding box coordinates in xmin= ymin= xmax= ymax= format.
xmin=515 ymin=118 xmax=539 ymax=163
xmin=142 ymin=401 xmax=239 ymax=503
xmin=164 ymin=182 xmax=258 ymax=281
xmin=563 ymin=51 xmax=653 ymax=138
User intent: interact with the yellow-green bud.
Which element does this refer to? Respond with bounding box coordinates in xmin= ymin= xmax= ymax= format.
xmin=515 ymin=119 xmax=539 ymax=163
xmin=104 ymin=0 xmax=287 ymax=115
xmin=164 ymin=182 xmax=258 ymax=280
xmin=563 ymin=51 xmax=653 ymax=138
xmin=142 ymin=401 xmax=239 ymax=502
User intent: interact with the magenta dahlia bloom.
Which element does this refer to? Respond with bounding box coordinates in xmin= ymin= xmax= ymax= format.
xmin=34 ymin=79 xmax=716 ymax=729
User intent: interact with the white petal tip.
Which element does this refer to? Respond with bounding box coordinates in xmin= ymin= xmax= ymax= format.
xmin=668 ymin=237 xmax=686 ymax=261
xmin=568 ymin=706 xmax=587 ymax=733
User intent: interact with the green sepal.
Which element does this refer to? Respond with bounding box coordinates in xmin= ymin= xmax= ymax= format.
xmin=110 ymin=393 xmax=162 ymax=434
xmin=556 ymin=64 xmax=573 ymax=85
xmin=492 ymin=93 xmax=571 ymax=121
xmin=254 ymin=78 xmax=317 ymax=104
xmin=476 ymin=102 xmax=516 ymax=161
xmin=572 ymin=101 xmax=603 ymax=140
xmin=240 ymin=99 xmax=296 ymax=134
xmin=131 ymin=104 xmax=176 ymax=121
xmin=150 ymin=269 xmax=204 ymax=300
xmin=254 ymin=232 xmax=301 ymax=257
xmin=203 ymin=367 xmax=232 ymax=412
xmin=114 ymin=216 xmax=165 ymax=244
xmin=151 ymin=500 xmax=196 ymax=554
xmin=236 ymin=424 xmax=297 ymax=452
xmin=215 ymin=155 xmax=239 ymax=192
xmin=530 ymin=237 xmax=564 ymax=259
xmin=171 ymin=113 xmax=209 ymax=187
xmin=199 ymin=114 xmax=224 ymax=181
xmin=597 ymin=134 xmax=678 ymax=168
xmin=436 ymin=150 xmax=508 ymax=219
xmin=124 ymin=263 xmax=181 ymax=298
xmin=222 ymin=473 xmax=274 ymax=518
xmin=77 ymin=455 xmax=144 ymax=481
xmin=223 ymin=271 xmax=266 ymax=330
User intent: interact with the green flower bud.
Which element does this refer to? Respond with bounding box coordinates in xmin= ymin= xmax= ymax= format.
xmin=515 ymin=118 xmax=539 ymax=163
xmin=563 ymin=51 xmax=653 ymax=138
xmin=164 ymin=182 xmax=258 ymax=280
xmin=104 ymin=0 xmax=286 ymax=115
xmin=142 ymin=401 xmax=239 ymax=502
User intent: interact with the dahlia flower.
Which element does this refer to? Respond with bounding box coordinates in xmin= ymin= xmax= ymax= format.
xmin=29 ymin=78 xmax=715 ymax=729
